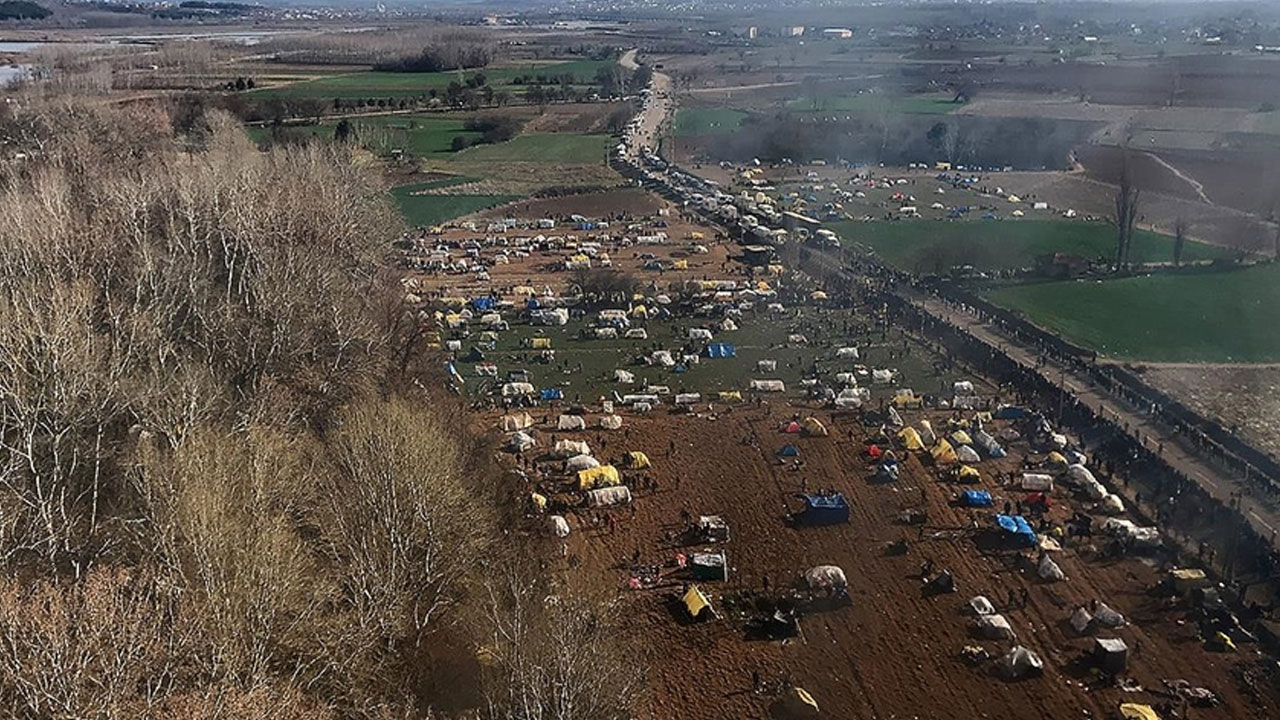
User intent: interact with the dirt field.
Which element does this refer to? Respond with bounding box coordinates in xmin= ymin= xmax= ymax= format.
xmin=1139 ymin=364 xmax=1280 ymax=465
xmin=525 ymin=404 xmax=1280 ymax=720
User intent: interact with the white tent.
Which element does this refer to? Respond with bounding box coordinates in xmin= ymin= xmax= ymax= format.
xmin=1070 ymin=607 xmax=1093 ymax=634
xmin=953 ymin=380 xmax=975 ymax=394
xmin=957 ymin=445 xmax=981 ymax=463
xmin=502 ymin=382 xmax=535 ymax=397
xmin=500 ymin=412 xmax=534 ymax=432
xmin=918 ymin=421 xmax=937 ymax=447
xmin=887 ymin=406 xmax=904 ymax=428
xmin=1100 ymin=494 xmax=1125 ymax=514
xmin=1038 ymin=554 xmax=1066 ymax=582
xmin=585 ymin=485 xmax=632 ymax=507
xmin=1021 ymin=473 xmax=1054 ymax=491
xmin=549 ymin=515 xmax=571 ymax=538
xmin=750 ymin=379 xmax=786 ymax=392
xmin=1094 ymin=602 xmax=1126 ymax=628
xmin=1000 ymin=646 xmax=1044 ymax=679
xmin=652 ymin=351 xmax=675 ymax=367
xmin=508 ymin=432 xmax=536 ymax=452
xmin=558 ymin=415 xmax=586 ymax=431
xmin=688 ymin=328 xmax=713 ymax=341
xmin=675 ymin=393 xmax=702 ymax=405
xmin=804 ymin=565 xmax=848 ymax=590
xmin=599 ymin=415 xmax=623 ymax=430
xmin=565 ymin=454 xmax=600 ymax=471
xmin=975 ymin=614 xmax=1015 ymax=640
xmin=836 ymin=347 xmax=860 ymax=359
xmin=1083 ymin=479 xmax=1108 ymax=500
xmin=1066 ymin=463 xmax=1096 ymax=486
xmin=614 ymin=369 xmax=636 ymax=384
xmin=757 ymin=359 xmax=777 ymax=372
xmin=552 ymin=439 xmax=591 ymax=459
xmin=969 ymin=595 xmax=995 ymax=616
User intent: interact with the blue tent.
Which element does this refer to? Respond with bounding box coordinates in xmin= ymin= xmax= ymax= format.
xmin=472 ymin=297 xmax=495 ymax=311
xmin=706 ymin=343 xmax=736 ymax=358
xmin=526 ymin=298 xmax=542 ymax=310
xmin=994 ymin=406 xmax=1027 ymax=419
xmin=996 ymin=514 xmax=1037 ymax=547
xmin=795 ymin=493 xmax=850 ymax=526
xmin=539 ymin=388 xmax=563 ymax=400
xmin=778 ymin=444 xmax=800 ymax=457
xmin=961 ymin=490 xmax=993 ymax=507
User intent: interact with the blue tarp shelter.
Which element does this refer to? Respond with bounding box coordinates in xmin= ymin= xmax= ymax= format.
xmin=706 ymin=343 xmax=736 ymax=358
xmin=994 ymin=406 xmax=1027 ymax=419
xmin=540 ymin=388 xmax=563 ymax=400
xmin=996 ymin=514 xmax=1037 ymax=547
xmin=778 ymin=444 xmax=800 ymax=457
xmin=526 ymin=298 xmax=542 ymax=310
xmin=472 ymin=297 xmax=495 ymax=311
xmin=961 ymin=490 xmax=993 ymax=507
xmin=795 ymin=493 xmax=850 ymax=526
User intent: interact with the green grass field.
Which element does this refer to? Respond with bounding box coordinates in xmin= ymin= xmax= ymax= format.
xmin=252 ymin=59 xmax=612 ymax=100
xmin=789 ymin=93 xmax=959 ymax=115
xmin=984 ymin=264 xmax=1280 ymax=362
xmin=828 ymin=219 xmax=1230 ymax=273
xmin=390 ymin=183 xmax=517 ymax=227
xmin=455 ymin=133 xmax=609 ymax=164
xmin=247 ymin=115 xmax=483 ymax=156
xmin=674 ymin=108 xmax=748 ymax=136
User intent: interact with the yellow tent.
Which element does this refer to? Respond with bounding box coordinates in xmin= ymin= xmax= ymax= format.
xmin=975 ymin=411 xmax=993 ymax=423
xmin=718 ymin=391 xmax=743 ymax=402
xmin=892 ymin=390 xmax=922 ymax=408
xmin=530 ymin=493 xmax=547 ymax=511
xmin=1118 ymin=704 xmax=1159 ymax=720
xmin=951 ymin=430 xmax=973 ymax=446
xmin=577 ymin=465 xmax=621 ymax=491
xmin=767 ymin=264 xmax=785 ymax=276
xmin=682 ymin=585 xmax=714 ymax=620
xmin=931 ymin=438 xmax=958 ymax=465
xmin=445 ymin=313 xmax=465 ymax=329
xmin=531 ymin=337 xmax=553 ymax=349
xmin=958 ymin=465 xmax=981 ymax=481
xmin=673 ymin=260 xmax=689 ymax=270
xmin=756 ymin=280 xmax=772 ymax=292
xmin=801 ymin=417 xmax=829 ymax=437
xmin=441 ymin=296 xmax=466 ymax=308
xmin=1047 ymin=451 xmax=1068 ymax=466
xmin=512 ymin=285 xmax=536 ymax=297
xmin=631 ymin=305 xmax=648 ymax=318
xmin=690 ymin=231 xmax=705 ymax=240
xmin=569 ymin=254 xmax=589 ymax=264
xmin=898 ymin=427 xmax=924 ymax=451
xmin=627 ymin=451 xmax=651 ymax=469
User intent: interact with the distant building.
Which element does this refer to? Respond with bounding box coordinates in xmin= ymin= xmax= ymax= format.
xmin=787 ymin=26 xmax=805 ymax=37
xmin=822 ymin=28 xmax=854 ymax=40
xmin=747 ymin=26 xmax=758 ymax=40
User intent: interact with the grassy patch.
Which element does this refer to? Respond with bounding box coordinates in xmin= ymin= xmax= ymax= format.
xmin=247 ymin=115 xmax=483 ymax=156
xmin=674 ymin=108 xmax=748 ymax=136
xmin=828 ymin=219 xmax=1229 ymax=273
xmin=789 ymin=92 xmax=959 ymax=115
xmin=390 ymin=185 xmax=517 ymax=227
xmin=984 ymin=265 xmax=1280 ymax=362
xmin=253 ymin=59 xmax=612 ymax=100
xmin=454 ymin=133 xmax=610 ymax=164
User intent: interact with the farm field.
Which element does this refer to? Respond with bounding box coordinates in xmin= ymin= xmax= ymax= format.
xmin=983 ymin=264 xmax=1280 ymax=362
xmin=247 ymin=114 xmax=484 ymax=155
xmin=390 ymin=182 xmax=517 ymax=228
xmin=674 ymin=107 xmax=747 ymax=137
xmin=828 ymin=219 xmax=1230 ymax=273
xmin=251 ymin=59 xmax=613 ymax=100
xmin=788 ymin=92 xmax=960 ymax=115
xmin=454 ymin=133 xmax=610 ymax=164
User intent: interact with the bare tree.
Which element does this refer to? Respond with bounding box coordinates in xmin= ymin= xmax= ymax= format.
xmin=1113 ymin=152 xmax=1141 ymax=272
xmin=1173 ymin=216 xmax=1189 ymax=267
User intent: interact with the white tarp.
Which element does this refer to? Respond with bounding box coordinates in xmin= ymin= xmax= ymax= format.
xmin=803 ymin=565 xmax=847 ymax=590
xmin=836 ymin=347 xmax=860 ymax=359
xmin=750 ymin=379 xmax=786 ymax=392
xmin=918 ymin=421 xmax=937 ymax=447
xmin=599 ymin=415 xmax=623 ymax=430
xmin=652 ymin=351 xmax=675 ymax=367
xmin=872 ymin=369 xmax=894 ymax=384
xmin=500 ymin=413 xmax=534 ymax=431
xmin=1038 ymin=554 xmax=1066 ymax=582
xmin=953 ymin=380 xmax=975 ymax=394
xmin=688 ymin=328 xmax=713 ymax=341
xmin=622 ymin=394 xmax=659 ymax=406
xmin=969 ymin=595 xmax=995 ymax=616
xmin=1001 ymin=646 xmax=1044 ymax=678
xmin=557 ymin=415 xmax=586 ymax=431
xmin=549 ymin=515 xmax=570 ymax=538
xmin=1101 ymin=494 xmax=1125 ymax=514
xmin=614 ymin=369 xmax=636 ymax=384
xmin=1070 ymin=607 xmax=1093 ymax=633
xmin=975 ymin=614 xmax=1015 ymax=640
xmin=1021 ymin=473 xmax=1054 ymax=491
xmin=502 ymin=382 xmax=535 ymax=397
xmin=565 ymin=454 xmax=600 ymax=471
xmin=957 ymin=445 xmax=981 ymax=463
xmin=887 ymin=406 xmax=904 ymax=428
xmin=1094 ymin=602 xmax=1126 ymax=628
xmin=508 ymin=432 xmax=536 ymax=452
xmin=585 ymin=485 xmax=632 ymax=507
xmin=835 ymin=372 xmax=858 ymax=386
xmin=552 ymin=439 xmax=591 ymax=459
xmin=1083 ymin=479 xmax=1109 ymax=500
xmin=757 ymin=360 xmax=777 ymax=372
xmin=1067 ymin=463 xmax=1096 ymax=486
xmin=675 ymin=393 xmax=702 ymax=405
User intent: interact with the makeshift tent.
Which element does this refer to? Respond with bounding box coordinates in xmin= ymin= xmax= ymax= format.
xmin=795 ymin=493 xmax=850 ymax=526
xmin=898 ymin=427 xmax=925 ymax=451
xmin=803 ymin=565 xmax=848 ymax=591
xmin=688 ymin=328 xmax=713 ymax=341
xmin=887 ymin=406 xmax=904 ymax=428
xmin=956 ymin=445 xmax=981 ymax=463
xmin=627 ymin=451 xmax=651 ymax=469
xmin=975 ymin=614 xmax=1015 ymax=640
xmin=801 ymin=417 xmax=828 ymax=437
xmin=508 ymin=432 xmax=536 ymax=452
xmin=969 ymin=595 xmax=995 ymax=616
xmin=540 ymin=388 xmax=564 ymax=401
xmin=1021 ymin=473 xmax=1054 ymax=491
xmin=835 ymin=388 xmax=866 ymax=409
xmin=718 ymin=390 xmax=743 ymax=402
xmin=951 ymin=430 xmax=973 ymax=446
xmin=783 ymin=421 xmax=802 ymax=434
xmin=565 ymin=454 xmax=600 ymax=472
xmin=919 ymin=421 xmax=938 ymax=446
xmin=690 ymin=552 xmax=728 ymax=581
xmin=500 ymin=413 xmax=534 ymax=432
xmin=549 ymin=515 xmax=570 ymax=538
xmin=1101 ymin=494 xmax=1125 ymax=514
xmin=696 ymin=516 xmax=731 ymax=542
xmin=1119 ymin=705 xmax=1160 ymax=720
xmin=750 ymin=379 xmax=786 ymax=392
xmin=1094 ymin=602 xmax=1126 ymax=628
xmin=1046 ymin=451 xmax=1069 ymax=473
xmin=577 ymin=465 xmax=621 ymax=491
xmin=875 ymin=462 xmax=901 ymax=483
xmin=530 ymin=492 xmax=546 ymax=511
xmin=675 ymin=393 xmax=701 ymax=405
xmin=1070 ymin=607 xmax=1094 ymax=634
xmin=552 ymin=439 xmax=590 ymax=459
xmin=931 ymin=439 xmax=958 ymax=465
xmin=585 ymin=485 xmax=632 ymax=507
xmin=1000 ymin=646 xmax=1044 ymax=678
xmin=1038 ymin=553 xmax=1066 ymax=581
xmin=502 ymin=382 xmax=535 ymax=397
xmin=957 ymin=465 xmax=981 ymax=483
xmin=778 ymin=444 xmax=800 ymax=457
xmin=1169 ymin=568 xmax=1209 ymax=594
xmin=873 ymin=369 xmax=895 ymax=384
xmin=705 ymin=343 xmax=736 ymax=358
xmin=996 ymin=515 xmax=1038 ymax=547
xmin=682 ymin=585 xmax=715 ymax=621
xmin=1095 ymin=638 xmax=1129 ymax=673
xmin=757 ymin=360 xmax=778 ymax=372
xmin=836 ymin=347 xmax=860 ymax=359
xmin=599 ymin=415 xmax=623 ymax=430
xmin=557 ymin=415 xmax=586 ymax=431
xmin=994 ymin=405 xmax=1027 ymax=419
xmin=614 ymin=369 xmax=636 ymax=384
xmin=530 ymin=337 xmax=552 ymax=349
xmin=961 ymin=490 xmax=993 ymax=507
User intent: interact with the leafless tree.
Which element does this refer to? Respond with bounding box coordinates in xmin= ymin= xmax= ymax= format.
xmin=1173 ymin=216 xmax=1189 ymax=267
xmin=1113 ymin=152 xmax=1141 ymax=272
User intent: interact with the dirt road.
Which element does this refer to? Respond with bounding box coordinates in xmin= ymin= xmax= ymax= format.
xmin=619 ymin=48 xmax=673 ymax=157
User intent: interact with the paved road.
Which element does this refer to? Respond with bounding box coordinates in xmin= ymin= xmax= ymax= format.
xmin=619 ymin=48 xmax=672 ymax=157
xmin=908 ymin=290 xmax=1280 ymax=541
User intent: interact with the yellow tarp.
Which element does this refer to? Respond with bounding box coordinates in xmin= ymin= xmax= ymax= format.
xmin=690 ymin=231 xmax=705 ymax=240
xmin=1119 ymin=704 xmax=1159 ymax=720
xmin=756 ymin=281 xmax=772 ymax=292
xmin=898 ymin=427 xmax=924 ymax=451
xmin=932 ymin=438 xmax=958 ymax=465
xmin=802 ymin=417 xmax=828 ymax=437
xmin=682 ymin=585 xmax=712 ymax=619
xmin=892 ymin=390 xmax=922 ymax=408
xmin=531 ymin=337 xmax=552 ymax=349
xmin=673 ymin=260 xmax=689 ymax=270
xmin=767 ymin=264 xmax=785 ymax=276
xmin=627 ymin=451 xmax=651 ymax=469
xmin=512 ymin=285 xmax=536 ymax=297
xmin=718 ymin=391 xmax=743 ymax=402
xmin=530 ymin=493 xmax=547 ymax=510
xmin=1047 ymin=451 xmax=1068 ymax=466
xmin=632 ymin=305 xmax=648 ymax=317
xmin=1212 ymin=631 xmax=1237 ymax=652
xmin=578 ymin=464 xmax=621 ymax=491
xmin=441 ymin=296 xmax=466 ymax=308
xmin=951 ymin=430 xmax=973 ymax=446
xmin=975 ymin=411 xmax=993 ymax=423
xmin=958 ymin=465 xmax=981 ymax=481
